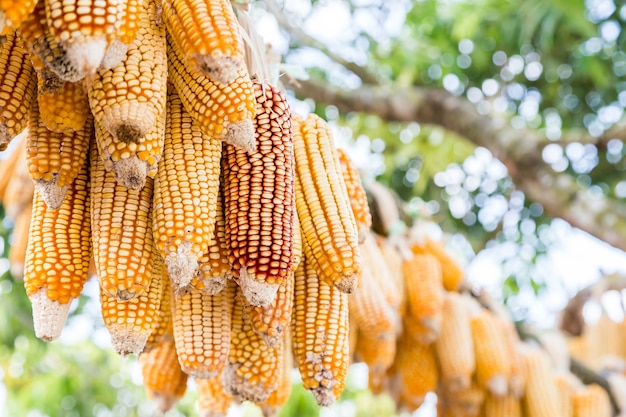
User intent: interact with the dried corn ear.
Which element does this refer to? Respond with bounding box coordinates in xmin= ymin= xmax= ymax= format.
xmin=197 ymin=375 xmax=232 ymax=417
xmin=90 ymin=143 xmax=156 ymax=300
xmin=571 ymin=384 xmax=612 ymax=417
xmin=24 ymin=153 xmax=90 ymax=341
xmin=2 ymin=136 xmax=33 ymax=218
xmin=258 ymin=333 xmax=293 ymax=417
xmin=222 ymin=82 xmax=294 ymax=306
xmin=0 ymin=133 xmax=25 ymax=203
xmin=0 ymin=0 xmax=37 ymax=34
xmin=143 ymin=274 xmax=172 ymax=353
xmin=153 ymin=87 xmax=221 ymax=291
xmin=354 ymin=330 xmax=396 ymax=394
xmin=337 ymin=148 xmax=371 ymax=243
xmin=162 ymin=0 xmax=244 ymax=84
xmin=520 ymin=346 xmax=561 ymax=417
xmin=8 ymin=202 xmax=31 ymax=278
xmin=413 ymin=237 xmax=464 ymax=291
xmin=36 ymin=68 xmax=90 ymax=132
xmin=293 ymin=114 xmax=360 ymax=293
xmin=471 ymin=311 xmax=512 ymax=396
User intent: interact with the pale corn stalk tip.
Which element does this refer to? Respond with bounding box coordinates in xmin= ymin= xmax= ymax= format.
xmin=112 ymin=157 xmax=148 ymax=190
xmin=312 ymin=387 xmax=336 ymax=407
xmin=108 ymin=324 xmax=150 ymax=356
xmin=35 ymin=180 xmax=68 ymax=210
xmin=487 ymin=375 xmax=509 ymax=397
xmin=101 ymin=40 xmax=129 ymax=70
xmin=152 ymin=393 xmax=178 ymax=413
xmin=446 ymin=374 xmax=471 ymax=393
xmin=222 ymin=118 xmax=255 ymax=153
xmin=65 ymin=38 xmax=107 ymax=80
xmin=165 ymin=240 xmax=199 ymax=290
xmin=198 ymin=274 xmax=228 ymax=296
xmin=222 ymin=363 xmax=272 ymax=403
xmin=238 ymin=267 xmax=279 ymax=306
xmin=30 ymin=288 xmax=72 ymax=341
xmin=357 ymin=226 xmax=368 ymax=244
xmin=260 ymin=405 xmax=279 ymax=417
xmin=196 ymin=54 xmax=242 ymax=86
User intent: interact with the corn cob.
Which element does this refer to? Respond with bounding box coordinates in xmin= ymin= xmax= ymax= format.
xmin=140 ymin=335 xmax=188 ymax=413
xmin=471 ymin=311 xmax=512 ymax=396
xmin=293 ymin=114 xmax=360 ymax=293
xmin=43 ymin=0 xmax=131 ymax=77
xmin=172 ymin=281 xmax=234 ymax=379
xmin=389 ymin=335 xmax=438 ymax=412
xmin=143 ymin=275 xmax=172 ymax=353
xmin=8 ymin=202 xmax=31 ymax=279
xmin=100 ymin=249 xmax=163 ymax=356
xmin=0 ymin=133 xmax=25 ymax=204
xmin=520 ymin=346 xmax=561 ymax=417
xmin=412 ymin=237 xmax=464 ymax=291
xmin=2 ymin=136 xmax=33 ymax=219
xmin=402 ymin=253 xmax=444 ymax=344
xmin=222 ymin=82 xmax=294 ymax=306
xmin=483 ymin=393 xmax=522 ymax=417
xmin=354 ymin=330 xmax=396 ymax=394
xmin=244 ymin=271 xmax=294 ymax=348
xmin=502 ymin=319 xmax=525 ymax=398
xmin=88 ymin=0 xmax=166 ymax=146
xmin=27 ymin=98 xmax=92 ymax=209
xmin=197 ymin=375 xmax=233 ymax=417
xmin=193 ymin=193 xmax=231 ymax=295
xmin=167 ymin=31 xmax=255 ymax=152
xmin=258 ymin=333 xmax=293 ymax=417
xmin=0 ymin=31 xmax=36 ymax=151
xmin=0 ymin=0 xmax=37 ymax=34
xmin=223 ymin=285 xmax=281 ymax=402
xmin=361 ymin=234 xmax=402 ymax=313
xmin=90 ymin=142 xmax=156 ymax=300
xmin=554 ymin=372 xmax=577 ymax=417
xmin=438 ymin=381 xmax=485 ymax=417
xmin=17 ymin=1 xmax=81 ymax=81
xmin=153 ymin=87 xmax=222 ymax=292
xmin=23 ymin=153 xmax=90 ymax=341
xmin=291 ymin=212 xmax=303 ymax=271
xmin=571 ymin=384 xmax=612 ymax=417
xmin=435 ymin=292 xmax=476 ymax=392
xmin=337 ymin=148 xmax=371 ymax=243
xmin=36 ymin=68 xmax=90 ymax=132
xmin=162 ymin=0 xmax=244 ymax=84
xmin=375 ymin=235 xmax=407 ymax=316
xmin=291 ymin=252 xmax=350 ymax=406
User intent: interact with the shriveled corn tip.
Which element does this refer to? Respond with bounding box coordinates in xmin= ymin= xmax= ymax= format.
xmin=335 ymin=273 xmax=358 ymax=294
xmin=30 ymin=288 xmax=71 ymax=341
xmin=66 ymin=38 xmax=107 ymax=79
xmin=165 ymin=240 xmax=199 ymax=292
xmin=34 ymin=180 xmax=68 ymax=210
xmin=112 ymin=157 xmax=148 ymax=191
xmin=239 ymin=267 xmax=280 ymax=307
xmin=153 ymin=394 xmax=178 ymax=414
xmin=108 ymin=324 xmax=150 ymax=356
xmin=222 ymin=364 xmax=271 ymax=403
xmin=223 ymin=118 xmax=255 ymax=153
xmin=101 ymin=39 xmax=128 ymax=70
xmin=197 ymin=55 xmax=241 ymax=86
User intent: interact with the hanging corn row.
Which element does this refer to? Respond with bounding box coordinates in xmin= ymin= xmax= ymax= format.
xmin=0 ymin=0 xmax=621 ymax=416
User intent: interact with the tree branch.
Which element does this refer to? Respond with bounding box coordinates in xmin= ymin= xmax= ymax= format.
xmin=293 ymin=78 xmax=626 ymax=253
xmin=265 ymin=0 xmax=379 ymax=85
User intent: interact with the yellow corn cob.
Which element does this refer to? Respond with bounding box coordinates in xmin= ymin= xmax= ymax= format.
xmin=193 ymin=193 xmax=231 ymax=295
xmin=143 ymin=275 xmax=172 ymax=353
xmin=100 ymin=249 xmax=163 ymax=356
xmin=197 ymin=375 xmax=232 ymax=417
xmin=222 ymin=82 xmax=295 ymax=306
xmin=172 ymin=282 xmax=234 ymax=378
xmin=23 ymin=153 xmax=90 ymax=341
xmin=291 ymin=212 xmax=303 ymax=271
xmin=337 ymin=148 xmax=371 ymax=243
xmin=483 ymin=393 xmax=522 ymax=417
xmin=140 ymin=335 xmax=188 ymax=413
xmin=554 ymin=372 xmax=577 ymax=417
xmin=435 ymin=292 xmax=476 ymax=392
xmin=0 ymin=31 xmax=36 ymax=151
xmin=402 ymin=253 xmax=443 ymax=344
xmin=8 ymin=202 xmax=31 ymax=279
xmin=87 ymin=0 xmax=166 ymax=145
xmin=36 ymin=68 xmax=90 ymax=132
xmin=0 ymin=0 xmax=37 ymax=34
xmin=162 ymin=0 xmax=244 ymax=84
xmin=153 ymin=87 xmax=222 ymax=291
xmin=167 ymin=31 xmax=255 ymax=152
xmin=2 ymin=136 xmax=33 ymax=219
xmin=293 ymin=114 xmax=360 ymax=293
xmin=520 ymin=346 xmax=561 ymax=417
xmin=258 ymin=333 xmax=293 ymax=417
xmin=375 ymin=235 xmax=406 ymax=315
xmin=361 ymin=234 xmax=402 ymax=313
xmin=90 ymin=142 xmax=156 ymax=300
xmin=471 ymin=311 xmax=512 ymax=396
xmin=571 ymin=384 xmax=612 ymax=417
xmin=27 ymin=98 xmax=92 ymax=209
xmin=291 ymin=252 xmax=350 ymax=406
xmin=413 ymin=237 xmax=464 ymax=291
xmin=0 ymin=133 xmax=25 ymax=203
xmin=438 ymin=381 xmax=485 ymax=417
xmin=501 ymin=318 xmax=525 ymax=398
xmin=389 ymin=335 xmax=438 ymax=412
xmin=118 ymin=0 xmax=141 ymax=45
xmin=43 ymin=0 xmax=131 ymax=77
xmin=354 ymin=330 xmax=396 ymax=394
xmin=224 ymin=285 xmax=282 ymax=402
xmin=244 ymin=271 xmax=294 ymax=348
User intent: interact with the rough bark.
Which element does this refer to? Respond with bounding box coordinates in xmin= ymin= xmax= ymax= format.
xmin=293 ymin=78 xmax=626 ymax=252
